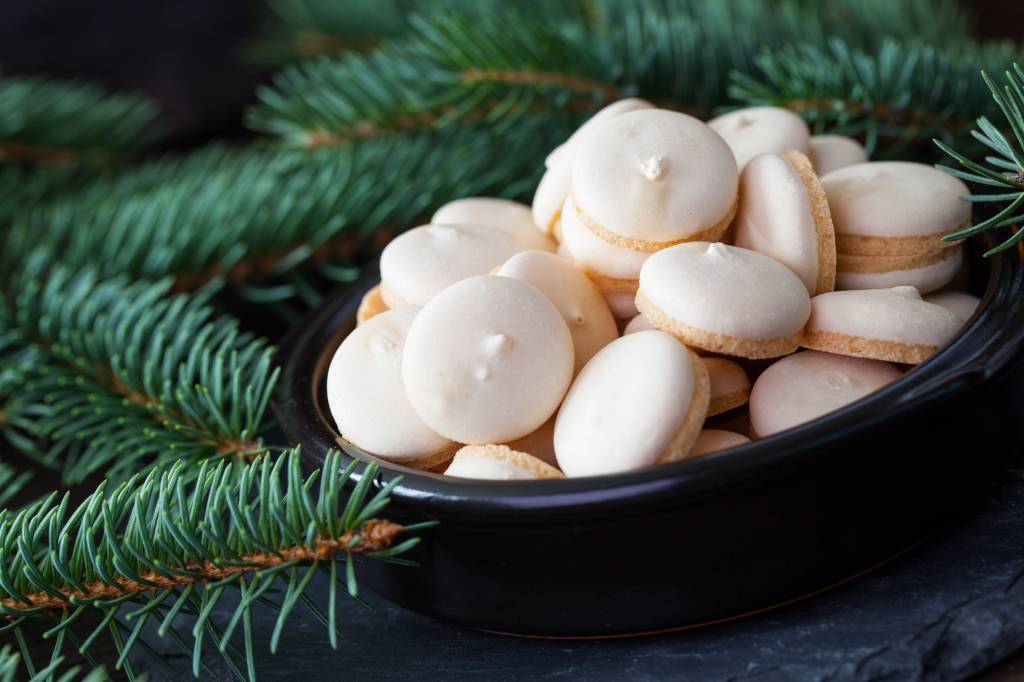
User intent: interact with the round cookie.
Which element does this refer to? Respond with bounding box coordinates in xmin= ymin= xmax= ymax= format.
xmin=502 ymin=415 xmax=557 ymax=468
xmin=749 ymin=350 xmax=902 ymax=437
xmin=690 ymin=430 xmax=751 ymax=457
xmin=432 ymin=197 xmax=556 ymax=252
xmin=603 ymin=290 xmax=639 ymax=320
xmin=560 ymin=195 xmax=647 ymax=290
xmin=803 ymin=287 xmax=963 ymax=364
xmin=733 ymin=150 xmax=836 ymax=296
xmin=707 ymin=106 xmax=811 ymax=170
xmin=809 ymin=134 xmax=868 ymax=175
xmin=836 ymin=245 xmax=963 ymax=294
xmin=571 ymin=109 xmax=739 ymax=251
xmin=534 ymin=99 xmax=655 ymax=236
xmin=402 ymin=275 xmax=574 ymax=443
xmin=497 ymin=250 xmax=618 ymax=374
xmin=821 ymin=161 xmax=971 ymax=256
xmin=554 ymin=330 xmax=709 ymax=477
xmin=924 ymin=290 xmax=981 ymax=323
xmin=703 ymin=357 xmax=751 ymax=417
xmin=379 ymin=223 xmax=527 ymax=307
xmin=444 ymin=444 xmax=563 ymax=480
xmin=326 ymin=307 xmax=455 ymax=468
xmin=623 ymin=315 xmax=655 ymax=335
xmin=636 ymin=242 xmax=811 ymax=359
xmin=356 ymin=284 xmax=389 ymax=325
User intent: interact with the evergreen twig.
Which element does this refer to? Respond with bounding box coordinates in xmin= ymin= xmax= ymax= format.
xmin=936 ymin=64 xmax=1024 ymax=255
xmin=0 ymin=449 xmax=422 ymax=680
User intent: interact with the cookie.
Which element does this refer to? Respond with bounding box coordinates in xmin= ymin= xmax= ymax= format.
xmin=402 ymin=275 xmax=574 ymax=443
xmin=623 ymin=314 xmax=655 ymax=335
xmin=497 ymin=250 xmax=618 ymax=374
xmin=836 ymin=245 xmax=963 ymax=294
xmin=379 ymin=223 xmax=527 ymax=307
xmin=749 ymin=350 xmax=902 ymax=437
xmin=732 ymin=150 xmax=836 ymax=296
xmin=433 ymin=197 xmax=556 ymax=252
xmin=603 ymin=290 xmax=640 ymax=320
xmin=356 ymin=284 xmax=389 ymax=325
xmin=444 ymin=444 xmax=563 ymax=480
xmin=501 ymin=415 xmax=557 ymax=467
xmin=802 ymin=287 xmax=963 ymax=364
xmin=924 ymin=289 xmax=981 ymax=323
xmin=571 ymin=109 xmax=739 ymax=251
xmin=326 ymin=307 xmax=455 ymax=468
xmin=689 ymin=429 xmax=751 ymax=457
xmin=554 ymin=330 xmax=709 ymax=477
xmin=636 ymin=242 xmax=811 ymax=359
xmin=560 ymin=195 xmax=647 ymax=292
xmin=707 ymin=106 xmax=811 ymax=170
xmin=809 ymin=134 xmax=868 ymax=175
xmin=821 ymin=161 xmax=971 ymax=256
xmin=703 ymin=357 xmax=751 ymax=417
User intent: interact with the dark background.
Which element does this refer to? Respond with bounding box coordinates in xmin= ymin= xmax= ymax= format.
xmin=2 ymin=0 xmax=1023 ymax=148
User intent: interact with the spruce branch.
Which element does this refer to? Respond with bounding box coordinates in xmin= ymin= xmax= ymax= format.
xmin=0 ymin=449 xmax=420 ymax=681
xmin=1 ymin=261 xmax=278 ymax=483
xmin=936 ymin=64 xmax=1024 ymax=256
xmin=247 ymin=0 xmax=977 ymax=147
xmin=729 ymin=38 xmax=1020 ymax=157
xmin=0 ymin=645 xmax=107 ymax=682
xmin=0 ymin=77 xmax=161 ymax=167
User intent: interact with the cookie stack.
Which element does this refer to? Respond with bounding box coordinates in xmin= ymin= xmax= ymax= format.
xmin=325 ymin=101 xmax=978 ymax=482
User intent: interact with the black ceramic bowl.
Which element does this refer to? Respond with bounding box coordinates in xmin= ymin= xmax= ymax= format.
xmin=273 ymin=244 xmax=1024 ymax=637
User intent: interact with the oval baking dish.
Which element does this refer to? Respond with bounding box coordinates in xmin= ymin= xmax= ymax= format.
xmin=272 ymin=242 xmax=1024 ymax=637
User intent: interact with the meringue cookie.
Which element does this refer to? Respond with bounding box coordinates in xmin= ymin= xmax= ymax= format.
xmin=836 ymin=245 xmax=963 ymax=294
xmin=689 ymin=429 xmax=751 ymax=457
xmin=803 ymin=287 xmax=963 ymax=364
xmin=560 ymin=195 xmax=647 ymax=287
xmin=821 ymin=162 xmax=971 ymax=256
xmin=445 ymin=444 xmax=563 ymax=480
xmin=497 ymin=250 xmax=618 ymax=374
xmin=501 ymin=415 xmax=557 ymax=467
xmin=623 ymin=315 xmax=655 ymax=335
xmin=603 ymin=290 xmax=639 ymax=320
xmin=356 ymin=284 xmax=389 ymax=326
xmin=809 ymin=135 xmax=868 ymax=175
xmin=707 ymin=106 xmax=811 ymax=170
xmin=637 ymin=242 xmax=811 ymax=358
xmin=327 ymin=307 xmax=455 ymax=467
xmin=555 ymin=331 xmax=709 ymax=477
xmin=379 ymin=223 xmax=528 ymax=307
xmin=571 ymin=109 xmax=739 ymax=251
xmin=924 ymin=290 xmax=981 ymax=323
xmin=432 ymin=197 xmax=556 ymax=252
xmin=749 ymin=350 xmax=902 ymax=437
xmin=733 ymin=150 xmax=836 ymax=296
xmin=402 ymin=275 xmax=574 ymax=443
xmin=703 ymin=358 xmax=751 ymax=417
xmin=545 ymin=98 xmax=655 ymax=169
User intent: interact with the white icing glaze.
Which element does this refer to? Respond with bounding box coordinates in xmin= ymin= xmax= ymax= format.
xmin=326 ymin=307 xmax=453 ymax=460
xmin=444 ymin=455 xmax=538 ymax=480
xmin=545 ymin=98 xmax=655 ymax=168
xmin=602 ymin=290 xmax=639 ymax=319
xmin=379 ymin=223 xmax=527 ymax=306
xmin=554 ymin=331 xmax=697 ymax=477
xmin=571 ymin=109 xmax=738 ymax=243
xmin=749 ymin=350 xmax=902 ymax=437
xmin=531 ymin=159 xmax=572 ymax=235
xmin=560 ymin=195 xmax=648 ymax=279
xmin=432 ymin=197 xmax=555 ymax=252
xmin=638 ymin=242 xmax=811 ymax=339
xmin=690 ymin=429 xmax=750 ymax=457
xmin=707 ymin=106 xmax=811 ymax=170
xmin=733 ymin=153 xmax=821 ymax=295
xmin=703 ymin=357 xmax=750 ymax=400
xmin=923 ymin=290 xmax=981 ymax=323
xmin=807 ymin=287 xmax=962 ymax=347
xmin=809 ymin=135 xmax=868 ymax=175
xmin=623 ymin=315 xmax=655 ymax=335
xmin=821 ymin=161 xmax=971 ymax=238
xmin=497 ymin=250 xmax=618 ymax=374
xmin=836 ymin=247 xmax=963 ymax=294
xmin=402 ymin=276 xmax=574 ymax=443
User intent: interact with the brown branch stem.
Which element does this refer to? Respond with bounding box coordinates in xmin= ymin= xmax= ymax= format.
xmin=1 ymin=519 xmax=404 ymax=612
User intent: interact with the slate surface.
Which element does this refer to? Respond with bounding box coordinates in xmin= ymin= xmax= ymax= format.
xmin=137 ymin=456 xmax=1024 ymax=682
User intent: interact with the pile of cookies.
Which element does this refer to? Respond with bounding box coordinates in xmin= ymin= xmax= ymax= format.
xmin=327 ymin=100 xmax=979 ymax=481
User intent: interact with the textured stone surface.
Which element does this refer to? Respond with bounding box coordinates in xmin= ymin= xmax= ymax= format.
xmin=140 ymin=459 xmax=1024 ymax=681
